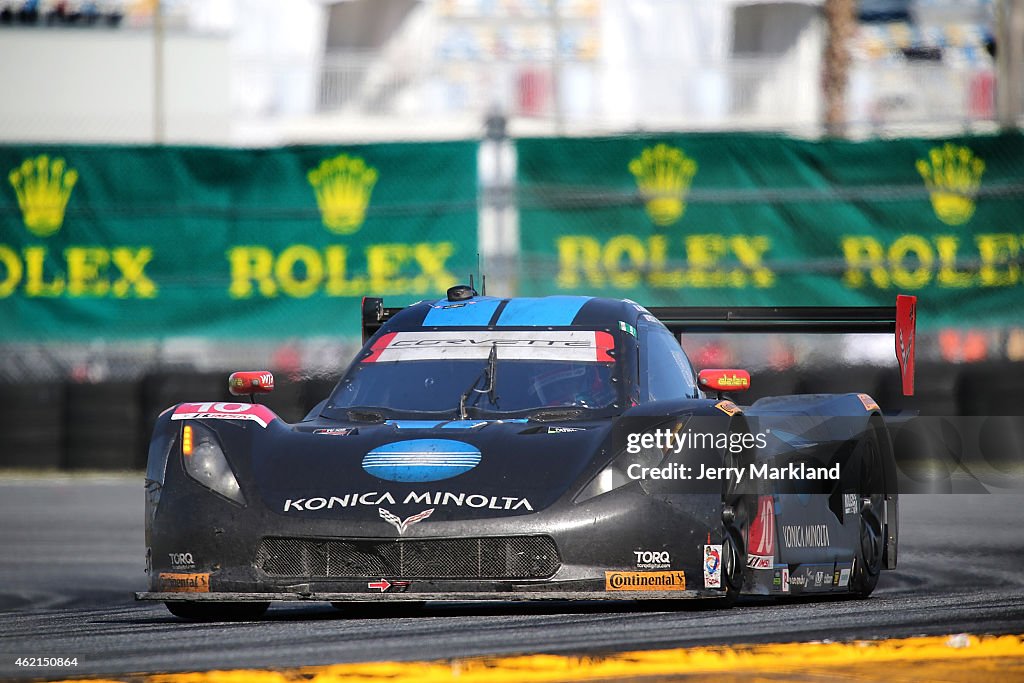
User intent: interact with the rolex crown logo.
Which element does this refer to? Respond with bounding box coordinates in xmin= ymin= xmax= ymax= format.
xmin=307 ymin=154 xmax=378 ymax=234
xmin=915 ymin=143 xmax=985 ymax=226
xmin=629 ymin=144 xmax=698 ymax=226
xmin=8 ymin=155 xmax=79 ymax=237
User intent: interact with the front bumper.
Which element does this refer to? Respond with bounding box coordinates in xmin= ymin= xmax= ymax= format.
xmin=145 ymin=477 xmax=725 ymax=602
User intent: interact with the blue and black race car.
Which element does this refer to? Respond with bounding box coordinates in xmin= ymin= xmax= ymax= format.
xmin=138 ymin=286 xmax=917 ymax=620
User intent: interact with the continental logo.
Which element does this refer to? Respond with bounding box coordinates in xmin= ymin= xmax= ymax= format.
xmin=8 ymin=155 xmax=78 ymax=237
xmin=159 ymin=572 xmax=210 ymax=593
xmin=628 ymin=144 xmax=697 ymax=226
xmin=308 ymin=153 xmax=378 ymax=234
xmin=606 ymin=570 xmax=686 ymax=591
xmin=915 ymin=143 xmax=985 ymax=226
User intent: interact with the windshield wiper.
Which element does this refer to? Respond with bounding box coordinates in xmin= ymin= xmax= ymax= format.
xmin=458 ymin=343 xmax=498 ymax=419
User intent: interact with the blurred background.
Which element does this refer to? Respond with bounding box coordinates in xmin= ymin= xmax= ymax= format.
xmin=0 ymin=0 xmax=1022 ymax=470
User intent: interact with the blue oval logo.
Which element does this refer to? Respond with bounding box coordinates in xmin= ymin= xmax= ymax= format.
xmin=362 ymin=439 xmax=481 ymax=482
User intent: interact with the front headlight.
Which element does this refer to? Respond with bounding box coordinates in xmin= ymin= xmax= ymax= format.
xmin=181 ymin=422 xmax=246 ymax=506
xmin=574 ymin=417 xmax=687 ymax=503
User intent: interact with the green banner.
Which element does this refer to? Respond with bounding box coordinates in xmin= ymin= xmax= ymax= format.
xmin=0 ymin=143 xmax=477 ymax=340
xmin=517 ymin=133 xmax=1024 ymax=328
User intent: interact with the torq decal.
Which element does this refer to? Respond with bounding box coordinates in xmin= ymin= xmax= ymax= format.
xmin=171 ymin=402 xmax=277 ymax=428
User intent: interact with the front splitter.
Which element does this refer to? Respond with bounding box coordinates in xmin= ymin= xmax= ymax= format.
xmin=137 ymin=590 xmax=719 ymax=602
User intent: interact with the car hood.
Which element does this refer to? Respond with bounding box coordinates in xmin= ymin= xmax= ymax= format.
xmin=250 ymin=419 xmax=614 ymax=522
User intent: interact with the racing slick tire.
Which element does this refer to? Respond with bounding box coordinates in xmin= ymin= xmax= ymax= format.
xmin=164 ymin=601 xmax=270 ymax=621
xmin=849 ymin=428 xmax=885 ymax=598
xmin=719 ymin=419 xmax=752 ymax=607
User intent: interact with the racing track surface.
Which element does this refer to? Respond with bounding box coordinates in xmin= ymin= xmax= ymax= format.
xmin=0 ymin=474 xmax=1022 ymax=680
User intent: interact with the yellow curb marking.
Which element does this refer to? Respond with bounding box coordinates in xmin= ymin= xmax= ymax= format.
xmin=53 ymin=633 xmax=1024 ymax=683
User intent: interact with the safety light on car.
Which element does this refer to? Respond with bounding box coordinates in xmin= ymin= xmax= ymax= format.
xmin=181 ymin=425 xmax=193 ymax=456
xmin=181 ymin=422 xmax=245 ymax=506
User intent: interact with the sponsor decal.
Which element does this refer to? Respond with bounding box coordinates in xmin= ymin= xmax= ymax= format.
xmin=606 ymin=570 xmax=686 ymax=591
xmin=839 ymin=567 xmax=851 ymax=587
xmin=844 ymin=493 xmax=859 ymax=515
xmin=168 ymin=552 xmax=195 ymax=569
xmin=782 ymin=567 xmax=790 ymax=592
xmin=703 ymin=545 xmax=722 ymax=589
xmin=313 ymin=427 xmax=357 ymax=436
xmin=548 ymin=426 xmax=585 ymax=434
xmin=713 ymin=400 xmax=740 ymax=416
xmin=362 ymin=439 xmax=481 ymax=482
xmin=171 ymin=402 xmax=276 ymax=428
xmin=282 ymin=491 xmax=534 ymax=513
xmin=378 ymin=507 xmax=434 ymax=535
xmin=773 ymin=570 xmax=782 ymax=587
xmin=700 ymin=371 xmax=751 ymax=391
xmin=430 ymin=302 xmax=471 ymax=309
xmin=634 ymin=550 xmax=671 ymax=570
xmin=833 ymin=569 xmax=842 ymax=587
xmin=748 ymin=495 xmax=776 ymax=559
xmin=361 ymin=330 xmax=615 ymax=363
xmin=159 ymin=572 xmax=210 ymax=593
xmin=716 ymin=373 xmax=749 ymax=388
xmin=788 ymin=564 xmax=836 ymax=590
xmin=782 ymin=524 xmax=831 ymax=548
xmin=856 ymin=393 xmax=879 ymax=412
xmin=230 ymin=372 xmax=274 ymax=393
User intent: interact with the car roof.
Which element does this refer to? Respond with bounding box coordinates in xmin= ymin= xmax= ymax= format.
xmin=382 ymin=295 xmax=649 ymax=332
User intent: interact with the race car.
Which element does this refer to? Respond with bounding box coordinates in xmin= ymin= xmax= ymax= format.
xmin=138 ymin=286 xmax=916 ymax=620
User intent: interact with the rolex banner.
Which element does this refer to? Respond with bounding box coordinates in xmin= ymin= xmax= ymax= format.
xmin=0 ymin=143 xmax=477 ymax=340
xmin=517 ymin=133 xmax=1024 ymax=328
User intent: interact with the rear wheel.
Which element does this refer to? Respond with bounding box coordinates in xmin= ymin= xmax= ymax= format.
xmin=850 ymin=431 xmax=884 ymax=598
xmin=164 ymin=601 xmax=269 ymax=621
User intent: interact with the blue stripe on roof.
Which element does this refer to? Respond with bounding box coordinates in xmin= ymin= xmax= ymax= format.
xmin=422 ymin=298 xmax=503 ymax=326
xmin=496 ymin=296 xmax=592 ymax=326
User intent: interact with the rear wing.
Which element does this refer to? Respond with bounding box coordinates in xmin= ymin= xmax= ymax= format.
xmin=649 ymin=295 xmax=917 ymax=396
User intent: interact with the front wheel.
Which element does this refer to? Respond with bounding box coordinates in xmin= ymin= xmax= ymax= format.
xmin=719 ymin=523 xmax=745 ymax=606
xmin=165 ymin=601 xmax=269 ymax=621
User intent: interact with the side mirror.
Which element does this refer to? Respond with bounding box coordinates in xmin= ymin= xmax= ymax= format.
xmin=228 ymin=371 xmax=275 ymax=397
xmin=697 ymin=369 xmax=751 ymax=393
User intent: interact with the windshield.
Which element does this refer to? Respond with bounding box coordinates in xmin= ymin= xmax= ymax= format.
xmin=325 ymin=329 xmax=623 ymax=418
